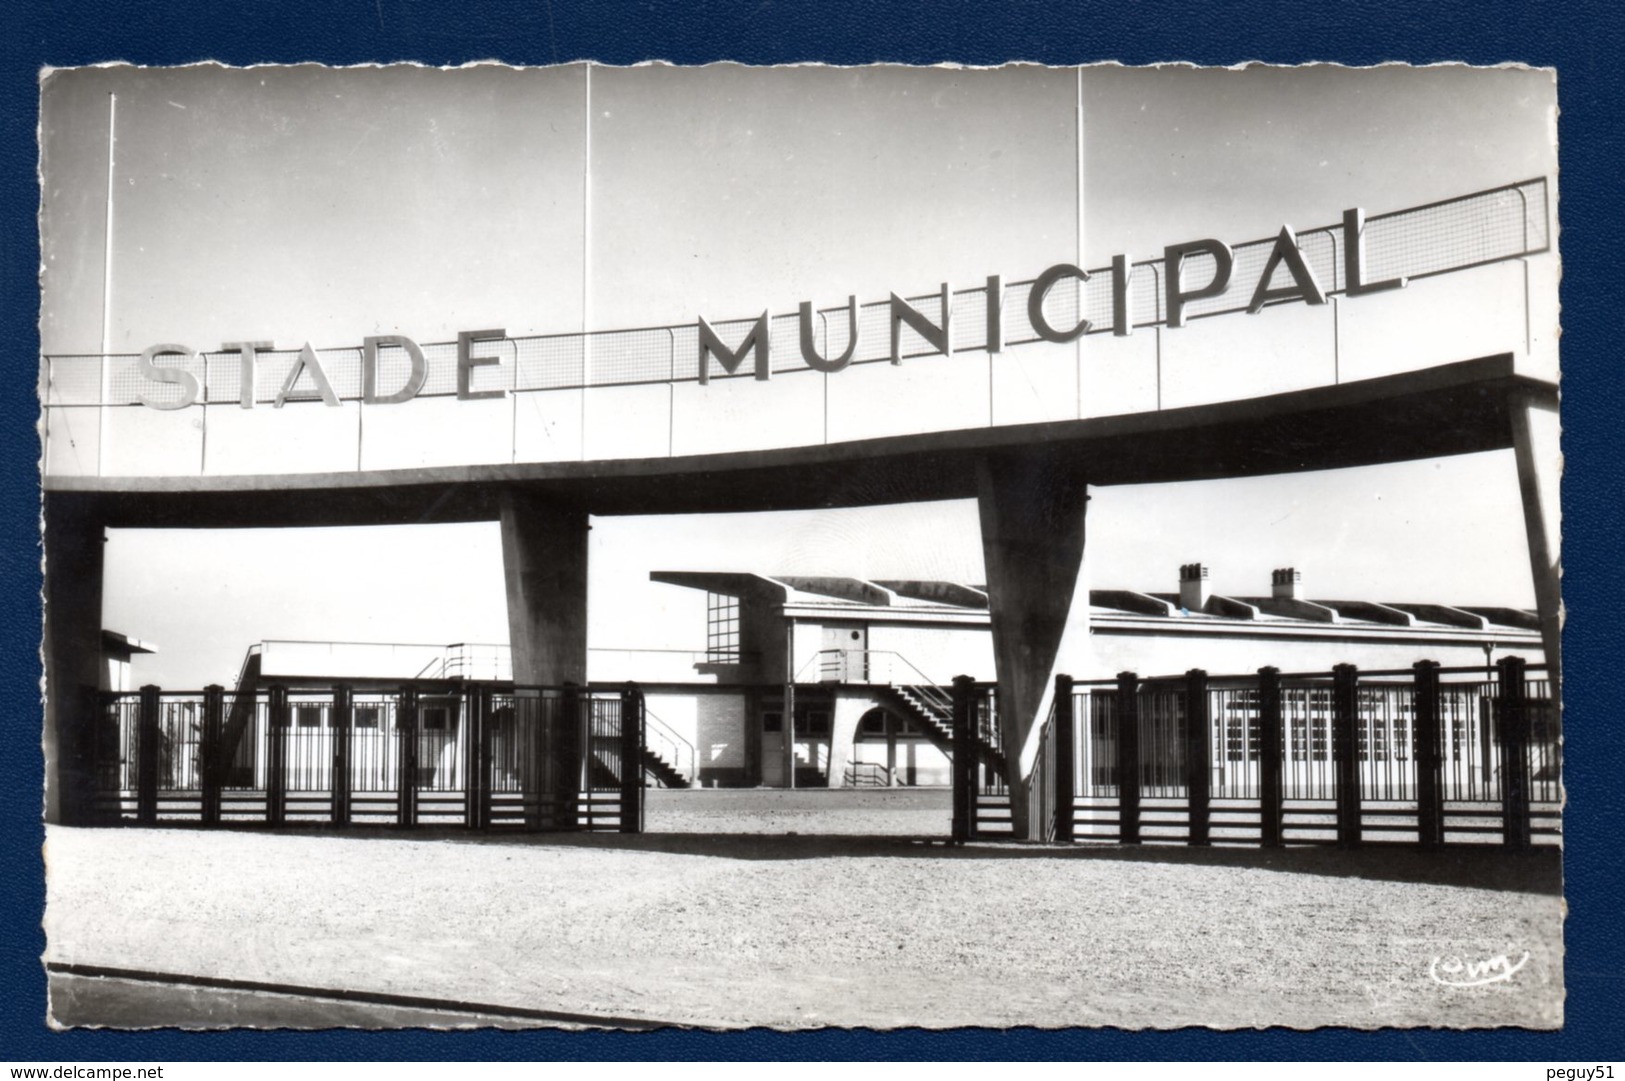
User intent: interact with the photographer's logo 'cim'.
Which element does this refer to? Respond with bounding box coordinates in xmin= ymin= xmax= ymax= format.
xmin=1430 ymin=951 xmax=1531 ymax=987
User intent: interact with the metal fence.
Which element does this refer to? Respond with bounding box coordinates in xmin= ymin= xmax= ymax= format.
xmin=959 ymin=656 xmax=1559 ymax=848
xmin=92 ymin=680 xmax=646 ymax=833
xmin=43 ymin=178 xmax=1550 ymax=408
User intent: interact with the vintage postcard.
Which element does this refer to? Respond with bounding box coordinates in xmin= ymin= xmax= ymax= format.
xmin=38 ymin=62 xmax=1561 ymax=1029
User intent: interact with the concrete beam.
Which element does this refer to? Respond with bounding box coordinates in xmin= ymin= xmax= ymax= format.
xmin=499 ymin=494 xmax=589 ymax=686
xmin=975 ymin=452 xmax=1091 ymax=841
xmin=47 ymin=356 xmax=1549 ymax=526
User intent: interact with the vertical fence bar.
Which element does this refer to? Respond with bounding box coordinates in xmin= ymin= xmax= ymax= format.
xmin=397 ymin=685 xmax=419 ymax=828
xmin=200 ymin=684 xmax=224 ymax=827
xmin=1116 ymin=671 xmax=1141 ymax=844
xmin=331 ymin=684 xmax=353 ymax=827
xmin=1332 ymin=664 xmax=1360 ymax=848
xmin=1257 ymin=667 xmax=1283 ymax=847
xmin=466 ymin=685 xmax=490 ymax=831
xmin=560 ymin=683 xmax=582 ymax=830
xmin=951 ymin=675 xmax=975 ymax=843
xmin=1498 ymin=656 xmax=1532 ymax=850
xmin=266 ymin=684 xmax=288 ymax=827
xmin=526 ymin=693 xmax=549 ymax=831
xmin=1052 ymin=674 xmax=1076 ymax=843
xmin=135 ymin=684 xmax=160 ymax=825
xmin=1185 ymin=669 xmax=1211 ymax=846
xmin=1412 ymin=661 xmax=1443 ymax=848
xmin=620 ymin=682 xmax=645 ymax=834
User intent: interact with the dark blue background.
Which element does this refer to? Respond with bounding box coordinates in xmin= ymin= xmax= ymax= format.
xmin=4 ymin=0 xmax=1620 ymax=1062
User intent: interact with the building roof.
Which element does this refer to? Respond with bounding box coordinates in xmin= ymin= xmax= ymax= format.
xmin=650 ymin=570 xmax=1540 ymax=645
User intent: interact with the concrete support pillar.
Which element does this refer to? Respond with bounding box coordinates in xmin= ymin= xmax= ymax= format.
xmin=42 ymin=497 xmax=106 ymax=826
xmin=498 ymin=492 xmax=589 ymax=686
xmin=1509 ymin=389 xmax=1561 ymax=702
xmin=975 ymin=452 xmax=1091 ymax=841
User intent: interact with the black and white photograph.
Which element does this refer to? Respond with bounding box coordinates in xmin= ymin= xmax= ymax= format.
xmin=37 ymin=62 xmax=1562 ymax=1031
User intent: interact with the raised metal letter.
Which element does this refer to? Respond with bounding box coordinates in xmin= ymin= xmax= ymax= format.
xmin=223 ymin=340 xmax=272 ymax=409
xmin=1028 ymin=263 xmax=1091 ymax=343
xmin=985 ymin=275 xmax=1004 ymax=354
xmin=363 ymin=335 xmax=427 ymax=404
xmin=136 ymin=344 xmax=200 ymax=410
xmin=798 ymin=298 xmax=858 ymax=373
xmin=1111 ymin=255 xmax=1134 ymax=337
xmin=1164 ymin=239 xmax=1234 ymax=328
xmin=457 ymin=328 xmax=507 ymax=401
xmin=698 ymin=312 xmax=771 ymax=385
xmin=274 ymin=343 xmax=341 ymax=408
xmin=1342 ymin=208 xmax=1408 ymax=296
xmin=889 ymin=284 xmax=951 ymax=364
xmin=1247 ymin=226 xmax=1328 ymax=313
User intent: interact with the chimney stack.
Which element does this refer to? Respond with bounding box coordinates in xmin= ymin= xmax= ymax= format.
xmin=1179 ymin=563 xmax=1210 ymax=611
xmin=1272 ymin=567 xmax=1302 ymax=600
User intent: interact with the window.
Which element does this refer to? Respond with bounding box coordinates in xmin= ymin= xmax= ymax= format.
xmin=355 ymin=706 xmax=379 ymax=729
xmin=762 ymin=711 xmax=783 ymax=733
xmin=1222 ymin=711 xmax=1254 ymax=764
xmin=296 ymin=705 xmax=322 ymax=728
xmin=707 ymin=592 xmax=740 ymax=663
xmin=794 ymin=710 xmax=831 ymax=737
xmin=422 ymin=706 xmax=449 ymax=731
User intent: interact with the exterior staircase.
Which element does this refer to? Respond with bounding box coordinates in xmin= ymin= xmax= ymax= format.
xmin=219 ymin=648 xmax=264 ymax=785
xmin=885 ymin=684 xmax=1007 ymax=782
xmin=588 ymin=737 xmax=692 ymax=789
xmin=641 ymin=748 xmax=690 ymax=788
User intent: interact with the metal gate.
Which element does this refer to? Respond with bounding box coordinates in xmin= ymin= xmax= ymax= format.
xmin=92 ymin=680 xmax=646 ymax=833
xmin=956 ymin=657 xmax=1558 ymax=849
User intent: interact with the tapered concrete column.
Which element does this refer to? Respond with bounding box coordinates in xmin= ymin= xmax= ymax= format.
xmin=1510 ymin=389 xmax=1561 ymax=702
xmin=975 ymin=453 xmax=1091 ymax=840
xmin=499 ymin=493 xmax=589 ymax=686
xmin=42 ymin=498 xmax=106 ymax=825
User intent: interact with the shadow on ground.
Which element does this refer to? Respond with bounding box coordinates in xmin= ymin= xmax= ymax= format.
xmin=169 ymin=822 xmax=1562 ymax=895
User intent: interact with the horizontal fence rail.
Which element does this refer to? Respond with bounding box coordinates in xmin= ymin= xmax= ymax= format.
xmin=963 ymin=656 xmax=1558 ymax=849
xmin=93 ymin=679 xmax=647 ymax=834
xmin=44 ymin=179 xmax=1549 ymax=409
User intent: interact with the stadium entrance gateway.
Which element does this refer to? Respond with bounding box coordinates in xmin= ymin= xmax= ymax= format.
xmin=42 ymin=179 xmax=1560 ymax=843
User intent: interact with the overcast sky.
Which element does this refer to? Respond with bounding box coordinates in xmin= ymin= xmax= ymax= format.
xmin=40 ymin=63 xmax=1558 ymax=687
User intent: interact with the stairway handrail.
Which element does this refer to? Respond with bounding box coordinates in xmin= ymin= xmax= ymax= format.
xmin=800 ymin=648 xmax=952 ymax=695
xmin=643 ymin=706 xmax=695 ymax=781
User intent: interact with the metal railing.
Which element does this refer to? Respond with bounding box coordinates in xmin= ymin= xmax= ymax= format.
xmin=92 ymin=678 xmax=646 ymax=833
xmin=642 ymin=706 xmax=695 ymax=785
xmin=845 ymin=762 xmax=892 ymax=788
xmin=960 ymin=657 xmax=1558 ymax=849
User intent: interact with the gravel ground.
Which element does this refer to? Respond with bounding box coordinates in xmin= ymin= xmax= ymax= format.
xmin=42 ymin=789 xmax=1563 ymax=1030
xmin=645 ymin=786 xmax=952 ymax=835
